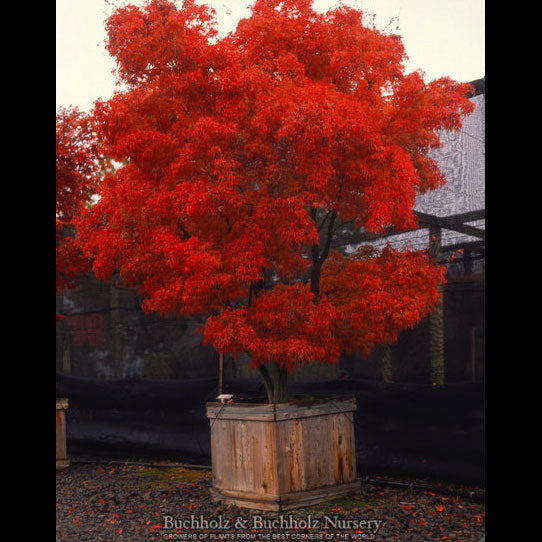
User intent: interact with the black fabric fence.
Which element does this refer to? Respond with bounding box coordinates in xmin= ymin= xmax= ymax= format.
xmin=57 ymin=373 xmax=484 ymax=485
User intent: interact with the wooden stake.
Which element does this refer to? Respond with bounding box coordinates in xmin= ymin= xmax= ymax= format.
xmin=218 ymin=352 xmax=224 ymax=396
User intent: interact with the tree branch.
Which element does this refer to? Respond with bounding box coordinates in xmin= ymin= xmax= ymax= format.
xmin=318 ymin=210 xmax=337 ymax=267
xmin=317 ymin=210 xmax=333 ymax=232
xmin=178 ymin=222 xmax=191 ymax=238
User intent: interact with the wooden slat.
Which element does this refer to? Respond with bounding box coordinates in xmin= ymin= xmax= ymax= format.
xmin=206 ymin=397 xmax=356 ymax=422
xmin=212 ymin=480 xmax=361 ymax=511
xmin=210 ymin=418 xmax=279 ymax=495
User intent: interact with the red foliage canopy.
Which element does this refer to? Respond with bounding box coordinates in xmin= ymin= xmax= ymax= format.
xmin=77 ymin=0 xmax=474 ymax=374
xmin=56 ymin=107 xmax=101 ymax=294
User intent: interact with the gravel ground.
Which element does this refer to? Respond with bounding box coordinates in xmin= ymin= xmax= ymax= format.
xmin=56 ymin=459 xmax=485 ymax=542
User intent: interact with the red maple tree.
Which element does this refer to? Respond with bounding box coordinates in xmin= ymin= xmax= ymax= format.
xmin=56 ymin=107 xmax=101 ymax=296
xmin=77 ymin=0 xmax=474 ymax=401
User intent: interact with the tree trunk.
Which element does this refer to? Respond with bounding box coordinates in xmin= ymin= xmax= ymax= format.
xmin=309 ymin=208 xmax=337 ymax=301
xmin=258 ymin=363 xmax=289 ymax=403
xmin=310 ymin=265 xmax=321 ymax=299
xmin=380 ymin=343 xmax=393 ymax=383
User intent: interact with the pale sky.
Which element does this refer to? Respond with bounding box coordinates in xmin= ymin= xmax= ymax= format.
xmin=56 ymin=0 xmax=484 ymax=113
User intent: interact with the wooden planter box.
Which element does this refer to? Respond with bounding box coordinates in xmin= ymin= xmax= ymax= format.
xmin=56 ymin=398 xmax=70 ymax=469
xmin=206 ymin=396 xmax=360 ymax=511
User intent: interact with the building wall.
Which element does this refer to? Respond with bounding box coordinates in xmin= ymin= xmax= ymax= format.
xmin=56 ymin=276 xmax=219 ymax=380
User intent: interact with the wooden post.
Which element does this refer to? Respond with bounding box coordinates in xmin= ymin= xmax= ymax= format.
xmin=428 ymin=226 xmax=445 ymax=386
xmin=56 ymin=398 xmax=70 ymax=469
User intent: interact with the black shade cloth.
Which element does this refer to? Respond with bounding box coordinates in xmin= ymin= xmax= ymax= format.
xmin=57 ymin=373 xmax=484 ymax=484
